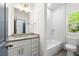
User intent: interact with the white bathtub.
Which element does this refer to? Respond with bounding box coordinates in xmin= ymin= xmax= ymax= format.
xmin=47 ymin=40 xmax=63 ymax=56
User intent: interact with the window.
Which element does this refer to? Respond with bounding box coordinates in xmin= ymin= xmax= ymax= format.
xmin=68 ymin=11 xmax=79 ymax=32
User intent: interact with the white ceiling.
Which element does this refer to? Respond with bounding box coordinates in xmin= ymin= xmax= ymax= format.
xmin=47 ymin=3 xmax=65 ymax=10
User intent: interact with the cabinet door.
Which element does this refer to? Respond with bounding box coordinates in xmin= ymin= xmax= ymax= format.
xmin=8 ymin=48 xmax=21 ymax=56
xmin=32 ymin=38 xmax=38 ymax=51
xmin=32 ymin=49 xmax=39 ymax=56
xmin=21 ymin=45 xmax=32 ymax=56
xmin=32 ymin=38 xmax=39 ymax=56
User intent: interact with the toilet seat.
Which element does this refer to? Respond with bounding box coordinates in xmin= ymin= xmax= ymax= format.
xmin=65 ymin=44 xmax=77 ymax=56
xmin=66 ymin=44 xmax=77 ymax=52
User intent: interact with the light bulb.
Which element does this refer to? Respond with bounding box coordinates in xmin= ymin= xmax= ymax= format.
xmin=19 ymin=4 xmax=23 ymax=11
xmin=25 ymin=7 xmax=31 ymax=13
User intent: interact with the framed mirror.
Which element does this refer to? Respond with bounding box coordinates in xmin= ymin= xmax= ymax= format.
xmin=14 ymin=19 xmax=26 ymax=34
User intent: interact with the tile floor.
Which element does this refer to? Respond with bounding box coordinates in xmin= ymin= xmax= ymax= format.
xmin=55 ymin=49 xmax=79 ymax=56
xmin=55 ymin=49 xmax=67 ymax=56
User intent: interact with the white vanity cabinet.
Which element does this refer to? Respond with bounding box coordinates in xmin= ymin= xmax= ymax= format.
xmin=8 ymin=39 xmax=32 ymax=56
xmin=8 ymin=45 xmax=32 ymax=56
xmin=7 ymin=36 xmax=39 ymax=56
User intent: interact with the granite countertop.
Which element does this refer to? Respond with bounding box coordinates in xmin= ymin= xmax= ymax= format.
xmin=7 ymin=33 xmax=39 ymax=42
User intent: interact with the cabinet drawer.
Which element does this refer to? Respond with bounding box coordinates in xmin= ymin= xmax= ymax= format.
xmin=7 ymin=39 xmax=31 ymax=49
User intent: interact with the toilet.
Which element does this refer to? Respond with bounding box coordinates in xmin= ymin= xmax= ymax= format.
xmin=66 ymin=44 xmax=77 ymax=56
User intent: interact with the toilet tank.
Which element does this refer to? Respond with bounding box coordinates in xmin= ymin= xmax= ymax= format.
xmin=66 ymin=34 xmax=79 ymax=45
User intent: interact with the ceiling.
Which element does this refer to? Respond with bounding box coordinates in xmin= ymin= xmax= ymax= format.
xmin=47 ymin=3 xmax=65 ymax=10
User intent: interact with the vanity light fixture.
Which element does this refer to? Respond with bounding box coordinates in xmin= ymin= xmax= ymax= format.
xmin=17 ymin=3 xmax=31 ymax=13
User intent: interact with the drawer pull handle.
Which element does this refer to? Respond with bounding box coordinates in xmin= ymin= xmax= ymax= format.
xmin=5 ymin=45 xmax=13 ymax=48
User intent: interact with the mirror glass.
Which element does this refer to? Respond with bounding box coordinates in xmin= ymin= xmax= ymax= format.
xmin=14 ymin=19 xmax=26 ymax=34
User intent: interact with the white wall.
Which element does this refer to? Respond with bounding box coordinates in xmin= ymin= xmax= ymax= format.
xmin=29 ymin=4 xmax=34 ymax=33
xmin=52 ymin=5 xmax=66 ymax=42
xmin=8 ymin=4 xmax=14 ymax=36
xmin=33 ymin=4 xmax=47 ymax=56
xmin=46 ymin=8 xmax=53 ymax=40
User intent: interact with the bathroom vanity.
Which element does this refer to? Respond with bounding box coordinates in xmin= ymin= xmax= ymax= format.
xmin=6 ymin=33 xmax=40 ymax=56
xmin=5 ymin=4 xmax=40 ymax=56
